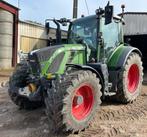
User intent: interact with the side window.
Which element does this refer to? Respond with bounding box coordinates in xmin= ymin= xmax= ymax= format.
xmin=102 ymin=21 xmax=119 ymax=47
xmin=101 ymin=19 xmax=120 ymax=58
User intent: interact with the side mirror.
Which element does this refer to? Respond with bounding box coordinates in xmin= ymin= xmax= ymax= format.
xmin=45 ymin=22 xmax=50 ymax=34
xmin=105 ymin=2 xmax=113 ymax=25
xmin=62 ymin=22 xmax=68 ymax=26
xmin=59 ymin=18 xmax=70 ymax=26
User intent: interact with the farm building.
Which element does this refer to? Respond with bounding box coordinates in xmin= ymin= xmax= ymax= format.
xmin=0 ymin=0 xmax=18 ymax=69
xmin=18 ymin=20 xmax=67 ymax=54
xmin=123 ymin=12 xmax=147 ymax=68
xmin=0 ymin=0 xmax=67 ymax=69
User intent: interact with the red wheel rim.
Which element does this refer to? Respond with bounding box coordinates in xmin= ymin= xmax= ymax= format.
xmin=72 ymin=83 xmax=94 ymax=121
xmin=127 ymin=64 xmax=139 ymax=93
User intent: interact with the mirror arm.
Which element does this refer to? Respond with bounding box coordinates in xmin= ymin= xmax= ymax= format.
xmin=53 ymin=19 xmax=62 ymax=44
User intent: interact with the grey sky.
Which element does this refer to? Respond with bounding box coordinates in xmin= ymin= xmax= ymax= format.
xmin=4 ymin=0 xmax=147 ymax=24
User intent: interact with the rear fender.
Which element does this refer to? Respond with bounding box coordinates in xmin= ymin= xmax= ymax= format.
xmin=108 ymin=45 xmax=142 ymax=70
xmin=108 ymin=44 xmax=142 ymax=92
xmin=117 ymin=47 xmax=141 ymax=68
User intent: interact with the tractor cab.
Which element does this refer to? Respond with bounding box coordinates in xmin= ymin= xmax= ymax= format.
xmin=45 ymin=13 xmax=123 ymax=63
xmin=45 ymin=2 xmax=123 ymax=63
xmin=68 ymin=15 xmax=98 ymax=61
xmin=68 ymin=11 xmax=123 ymax=63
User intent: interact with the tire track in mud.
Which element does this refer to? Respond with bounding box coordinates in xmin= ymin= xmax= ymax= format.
xmin=79 ymin=94 xmax=147 ymax=137
xmin=80 ymin=127 xmax=121 ymax=137
xmin=0 ymin=86 xmax=147 ymax=137
xmin=97 ymin=96 xmax=147 ymax=122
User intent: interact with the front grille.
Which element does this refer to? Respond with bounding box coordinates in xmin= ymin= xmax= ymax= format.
xmin=28 ymin=45 xmax=63 ymax=74
xmin=28 ymin=54 xmax=41 ymax=74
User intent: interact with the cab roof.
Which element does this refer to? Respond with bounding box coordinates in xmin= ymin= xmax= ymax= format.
xmin=72 ymin=15 xmax=123 ymax=23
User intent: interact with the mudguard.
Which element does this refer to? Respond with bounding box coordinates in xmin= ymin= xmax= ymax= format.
xmin=107 ymin=45 xmax=142 ymax=70
xmin=66 ymin=63 xmax=108 ymax=94
xmin=107 ymin=44 xmax=142 ymax=92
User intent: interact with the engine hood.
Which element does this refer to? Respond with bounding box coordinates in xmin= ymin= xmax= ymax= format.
xmin=28 ymin=44 xmax=85 ymax=74
xmin=29 ymin=44 xmax=84 ymax=62
xmin=29 ymin=45 xmax=62 ymax=63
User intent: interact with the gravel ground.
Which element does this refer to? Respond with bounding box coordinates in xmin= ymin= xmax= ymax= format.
xmin=0 ymin=73 xmax=147 ymax=137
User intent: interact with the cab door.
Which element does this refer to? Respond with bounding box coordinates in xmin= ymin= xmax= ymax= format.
xmin=100 ymin=18 xmax=123 ymax=60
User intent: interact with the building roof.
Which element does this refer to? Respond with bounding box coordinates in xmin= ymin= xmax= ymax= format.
xmin=1 ymin=0 xmax=18 ymax=10
xmin=0 ymin=0 xmax=19 ymax=15
xmin=19 ymin=20 xmax=45 ymax=28
xmin=123 ymin=12 xmax=147 ymax=36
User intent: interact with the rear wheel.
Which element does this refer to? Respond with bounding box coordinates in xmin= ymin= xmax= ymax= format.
xmin=115 ymin=52 xmax=143 ymax=103
xmin=44 ymin=70 xmax=102 ymax=133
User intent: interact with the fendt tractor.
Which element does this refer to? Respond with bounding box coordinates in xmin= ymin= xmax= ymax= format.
xmin=8 ymin=3 xmax=143 ymax=134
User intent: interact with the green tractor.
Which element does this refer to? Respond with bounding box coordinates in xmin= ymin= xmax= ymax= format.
xmin=8 ymin=3 xmax=143 ymax=133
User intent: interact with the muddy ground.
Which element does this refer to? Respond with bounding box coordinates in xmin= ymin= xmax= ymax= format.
xmin=0 ymin=73 xmax=147 ymax=137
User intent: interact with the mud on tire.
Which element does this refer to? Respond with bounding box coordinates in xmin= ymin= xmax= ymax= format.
xmin=114 ymin=52 xmax=143 ymax=103
xmin=8 ymin=63 xmax=43 ymax=110
xmin=44 ymin=70 xmax=102 ymax=133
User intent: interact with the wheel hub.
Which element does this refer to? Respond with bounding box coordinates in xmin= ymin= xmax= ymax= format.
xmin=74 ymin=95 xmax=84 ymax=106
xmin=19 ymin=84 xmax=37 ymax=96
xmin=72 ymin=83 xmax=94 ymax=121
xmin=28 ymin=84 xmax=37 ymax=92
xmin=19 ymin=87 xmax=31 ymax=96
xmin=127 ymin=64 xmax=140 ymax=93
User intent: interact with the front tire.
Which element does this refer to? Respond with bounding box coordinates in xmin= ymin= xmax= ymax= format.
xmin=8 ymin=63 xmax=43 ymax=110
xmin=115 ymin=52 xmax=143 ymax=103
xmin=44 ymin=70 xmax=102 ymax=133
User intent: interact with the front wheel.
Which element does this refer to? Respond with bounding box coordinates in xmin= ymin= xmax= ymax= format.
xmin=44 ymin=70 xmax=102 ymax=133
xmin=115 ymin=52 xmax=143 ymax=103
xmin=8 ymin=63 xmax=43 ymax=110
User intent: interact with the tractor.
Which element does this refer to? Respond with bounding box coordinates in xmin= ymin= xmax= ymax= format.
xmin=8 ymin=3 xmax=143 ymax=134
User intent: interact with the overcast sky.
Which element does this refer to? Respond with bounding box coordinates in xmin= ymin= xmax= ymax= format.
xmin=4 ymin=0 xmax=147 ymax=24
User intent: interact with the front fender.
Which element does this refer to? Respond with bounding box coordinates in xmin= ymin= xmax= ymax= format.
xmin=66 ymin=64 xmax=101 ymax=78
xmin=66 ymin=63 xmax=105 ymax=93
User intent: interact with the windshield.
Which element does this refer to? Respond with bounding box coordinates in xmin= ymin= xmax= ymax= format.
xmin=68 ymin=16 xmax=97 ymax=49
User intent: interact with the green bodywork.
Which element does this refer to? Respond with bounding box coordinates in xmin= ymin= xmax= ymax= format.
xmin=40 ymin=43 xmax=131 ymax=76
xmin=107 ymin=44 xmax=125 ymax=67
xmin=40 ymin=44 xmax=86 ymax=76
xmin=34 ymin=15 xmax=139 ymax=80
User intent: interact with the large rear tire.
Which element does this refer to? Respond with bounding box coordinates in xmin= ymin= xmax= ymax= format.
xmin=44 ymin=70 xmax=102 ymax=133
xmin=8 ymin=63 xmax=43 ymax=110
xmin=114 ymin=52 xmax=143 ymax=103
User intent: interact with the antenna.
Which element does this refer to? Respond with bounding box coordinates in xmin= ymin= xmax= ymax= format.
xmin=121 ymin=4 xmax=125 ymax=18
xmin=107 ymin=1 xmax=110 ymax=6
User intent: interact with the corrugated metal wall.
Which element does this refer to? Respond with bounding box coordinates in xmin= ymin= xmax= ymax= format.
xmin=123 ymin=13 xmax=147 ymax=69
xmin=18 ymin=21 xmax=67 ymax=53
xmin=20 ymin=36 xmax=47 ymax=52
xmin=18 ymin=21 xmax=52 ymax=53
xmin=123 ymin=13 xmax=147 ymax=36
